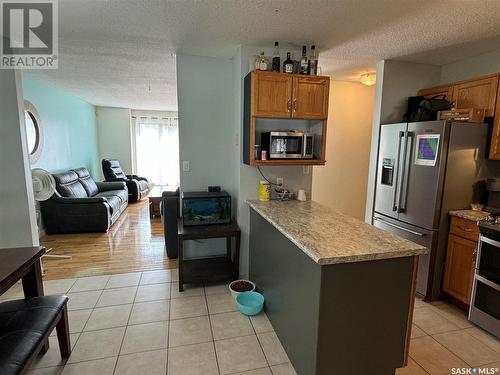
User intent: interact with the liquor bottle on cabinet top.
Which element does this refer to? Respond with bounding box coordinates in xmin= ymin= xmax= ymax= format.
xmin=272 ymin=42 xmax=280 ymax=72
xmin=309 ymin=45 xmax=318 ymax=75
xmin=283 ymin=52 xmax=293 ymax=74
xmin=299 ymin=45 xmax=309 ymax=74
xmin=258 ymin=52 xmax=268 ymax=71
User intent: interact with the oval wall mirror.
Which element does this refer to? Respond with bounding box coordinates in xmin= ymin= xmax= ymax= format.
xmin=23 ymin=100 xmax=43 ymax=163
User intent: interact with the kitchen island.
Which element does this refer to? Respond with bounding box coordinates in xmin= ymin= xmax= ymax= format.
xmin=247 ymin=200 xmax=427 ymax=375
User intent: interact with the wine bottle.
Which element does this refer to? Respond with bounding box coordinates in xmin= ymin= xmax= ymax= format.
xmin=299 ymin=45 xmax=309 ymax=74
xmin=272 ymin=42 xmax=280 ymax=72
xmin=283 ymin=52 xmax=293 ymax=74
xmin=309 ymin=45 xmax=318 ymax=75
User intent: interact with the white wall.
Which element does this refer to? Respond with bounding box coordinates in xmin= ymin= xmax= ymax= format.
xmin=176 ymin=54 xmax=239 ymax=258
xmin=365 ymin=60 xmax=442 ymax=222
xmin=440 ymin=48 xmax=500 ymax=84
xmin=312 ymin=81 xmax=375 ymax=220
xmin=0 ymin=69 xmax=39 ymax=247
xmin=96 ymin=107 xmax=133 ymax=178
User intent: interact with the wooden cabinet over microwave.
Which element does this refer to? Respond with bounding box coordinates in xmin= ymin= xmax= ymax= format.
xmin=244 ymin=70 xmax=330 ymax=166
xmin=250 ymin=70 xmax=330 ymax=120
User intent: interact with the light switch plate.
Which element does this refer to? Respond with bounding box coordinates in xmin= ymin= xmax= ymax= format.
xmin=182 ymin=161 xmax=190 ymax=172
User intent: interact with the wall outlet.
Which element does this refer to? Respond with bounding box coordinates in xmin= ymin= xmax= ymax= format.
xmin=182 ymin=161 xmax=190 ymax=172
xmin=276 ymin=177 xmax=283 ymax=186
xmin=303 ymin=166 xmax=311 ymax=175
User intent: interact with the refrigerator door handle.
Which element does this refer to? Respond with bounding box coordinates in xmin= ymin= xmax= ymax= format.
xmin=373 ymin=217 xmax=426 ymax=236
xmin=399 ymin=131 xmax=413 ymax=212
xmin=392 ymin=131 xmax=405 ymax=212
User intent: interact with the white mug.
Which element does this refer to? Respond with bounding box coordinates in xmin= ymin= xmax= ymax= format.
xmin=297 ymin=189 xmax=306 ymax=201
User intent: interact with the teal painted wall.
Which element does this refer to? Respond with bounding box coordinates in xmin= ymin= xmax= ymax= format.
xmin=21 ymin=75 xmax=99 ymax=179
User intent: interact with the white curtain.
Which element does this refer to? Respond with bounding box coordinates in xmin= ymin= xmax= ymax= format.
xmin=134 ymin=115 xmax=180 ymax=186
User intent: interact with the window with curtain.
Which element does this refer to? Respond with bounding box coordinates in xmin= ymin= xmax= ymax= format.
xmin=133 ymin=114 xmax=180 ymax=186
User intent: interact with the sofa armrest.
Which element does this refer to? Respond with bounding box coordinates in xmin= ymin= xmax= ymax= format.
xmin=96 ymin=181 xmax=127 ymax=192
xmin=127 ymin=175 xmax=148 ymax=182
xmin=51 ymin=196 xmax=106 ymax=204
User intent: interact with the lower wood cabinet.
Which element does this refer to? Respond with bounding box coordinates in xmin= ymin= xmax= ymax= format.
xmin=443 ymin=233 xmax=477 ymax=305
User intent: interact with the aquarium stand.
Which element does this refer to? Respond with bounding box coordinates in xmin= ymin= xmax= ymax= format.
xmin=177 ymin=219 xmax=240 ymax=292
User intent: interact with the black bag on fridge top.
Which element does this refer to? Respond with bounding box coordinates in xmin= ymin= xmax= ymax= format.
xmin=403 ymin=95 xmax=452 ymax=122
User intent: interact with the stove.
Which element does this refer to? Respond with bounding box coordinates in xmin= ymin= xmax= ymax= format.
xmin=469 ymin=212 xmax=500 ymax=338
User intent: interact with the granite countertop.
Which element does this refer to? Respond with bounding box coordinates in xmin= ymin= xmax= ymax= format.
xmin=247 ymin=200 xmax=427 ymax=265
xmin=449 ymin=209 xmax=490 ymax=222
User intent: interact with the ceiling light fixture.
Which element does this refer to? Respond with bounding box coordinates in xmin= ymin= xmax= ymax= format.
xmin=360 ymin=73 xmax=376 ymax=86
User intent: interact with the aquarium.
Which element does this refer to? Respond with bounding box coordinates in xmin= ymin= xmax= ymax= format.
xmin=182 ymin=191 xmax=231 ymax=226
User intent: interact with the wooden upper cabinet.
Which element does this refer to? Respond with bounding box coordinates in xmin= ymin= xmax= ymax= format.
xmin=418 ymin=85 xmax=453 ymax=102
xmin=291 ymin=76 xmax=330 ymax=119
xmin=489 ymin=86 xmax=500 ymax=159
xmin=443 ymin=233 xmax=477 ymax=305
xmin=452 ymin=76 xmax=499 ymax=117
xmin=252 ymin=71 xmax=293 ymax=118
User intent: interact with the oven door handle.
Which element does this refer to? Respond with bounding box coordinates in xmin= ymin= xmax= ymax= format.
xmin=474 ymin=274 xmax=500 ymax=292
xmin=479 ymin=235 xmax=500 ymax=248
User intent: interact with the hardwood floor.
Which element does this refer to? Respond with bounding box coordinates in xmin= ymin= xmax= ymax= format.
xmin=41 ymin=200 xmax=177 ymax=280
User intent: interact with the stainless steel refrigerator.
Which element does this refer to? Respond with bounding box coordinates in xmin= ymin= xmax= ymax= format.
xmin=373 ymin=120 xmax=489 ymax=300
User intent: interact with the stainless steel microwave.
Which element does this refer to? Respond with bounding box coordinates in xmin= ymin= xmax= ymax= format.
xmin=261 ymin=131 xmax=314 ymax=159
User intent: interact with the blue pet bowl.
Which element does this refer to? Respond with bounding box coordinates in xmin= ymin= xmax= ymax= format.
xmin=236 ymin=291 xmax=264 ymax=316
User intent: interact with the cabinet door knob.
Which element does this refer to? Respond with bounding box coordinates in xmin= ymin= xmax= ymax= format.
xmin=287 ymin=99 xmax=291 ymax=112
xmin=293 ymin=99 xmax=297 ymax=112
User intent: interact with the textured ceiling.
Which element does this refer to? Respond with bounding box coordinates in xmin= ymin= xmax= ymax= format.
xmin=27 ymin=0 xmax=500 ymax=110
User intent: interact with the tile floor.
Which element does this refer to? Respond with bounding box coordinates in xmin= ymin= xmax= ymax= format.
xmin=1 ymin=270 xmax=499 ymax=375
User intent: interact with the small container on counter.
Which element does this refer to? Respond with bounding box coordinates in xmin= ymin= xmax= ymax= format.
xmin=254 ymin=145 xmax=260 ymax=160
xmin=259 ymin=180 xmax=270 ymax=201
xmin=261 ymin=149 xmax=268 ymax=160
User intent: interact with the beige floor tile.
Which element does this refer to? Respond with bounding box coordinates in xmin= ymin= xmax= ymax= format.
xmin=84 ymin=304 xmax=132 ymax=331
xmin=412 ymin=306 xmax=460 ymax=335
xmin=465 ymin=327 xmax=500 ymax=354
xmin=31 ymin=334 xmax=80 ymax=369
xmin=105 ymin=272 xmax=141 ymax=289
xmin=120 ymin=321 xmax=168 ymax=355
xmin=258 ymin=332 xmax=289 ymax=366
xmin=211 ymin=311 xmax=254 ymax=340
xmin=206 ymin=292 xmax=237 ymax=314
xmin=61 ymin=357 xmax=117 ymax=375
xmin=67 ymin=290 xmax=102 ymax=311
xmin=169 ymin=316 xmax=212 ymax=347
xmin=68 ymin=327 xmax=125 ymax=363
xmin=250 ymin=312 xmax=273 ymax=334
xmin=96 ymin=286 xmax=137 ymax=307
xmin=43 ymin=279 xmax=76 ymax=294
xmin=27 ymin=366 xmax=63 ymax=375
xmin=69 ymin=275 xmax=110 ymax=292
xmin=170 ymin=295 xmax=208 ymax=320
xmin=395 ymin=358 xmax=428 ymax=375
xmin=409 ymin=336 xmax=468 ymax=374
xmin=135 ymin=283 xmax=171 ymax=302
xmin=140 ymin=270 xmax=172 ymax=285
xmin=429 ymin=303 xmax=472 ymax=329
xmin=67 ymin=309 xmax=92 ymax=333
xmin=411 ymin=324 xmax=427 ymax=339
xmin=129 ymin=300 xmax=170 ymax=325
xmin=170 ymin=282 xmax=204 ymax=299
xmin=433 ymin=330 xmax=500 ymax=367
xmin=270 ymin=363 xmax=297 ymax=375
xmin=114 ymin=349 xmax=167 ymax=375
xmin=204 ymin=283 xmax=230 ymax=295
xmin=215 ymin=335 xmax=268 ymax=375
xmin=237 ymin=368 xmax=272 ymax=375
xmin=167 ymin=342 xmax=218 ymax=375
xmin=413 ymin=297 xmax=428 ymax=309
